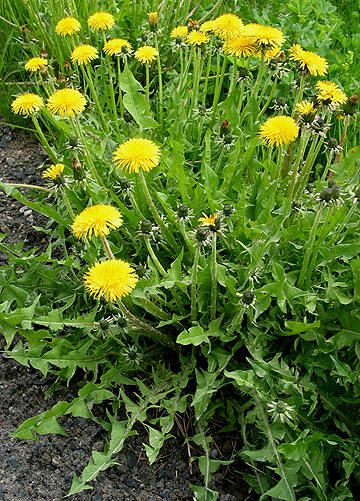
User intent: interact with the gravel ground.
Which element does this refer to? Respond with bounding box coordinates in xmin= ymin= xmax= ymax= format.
xmin=0 ymin=124 xmax=242 ymax=500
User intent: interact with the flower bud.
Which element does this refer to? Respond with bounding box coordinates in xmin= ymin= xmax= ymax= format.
xmin=223 ymin=204 xmax=234 ymax=217
xmin=319 ymin=187 xmax=333 ymax=202
xmin=242 ymin=290 xmax=255 ymax=305
xmin=148 ymin=11 xmax=159 ymax=30
xmin=139 ymin=219 xmax=153 ymax=235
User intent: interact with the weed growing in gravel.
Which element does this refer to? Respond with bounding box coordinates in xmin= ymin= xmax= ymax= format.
xmin=0 ymin=1 xmax=360 ymax=499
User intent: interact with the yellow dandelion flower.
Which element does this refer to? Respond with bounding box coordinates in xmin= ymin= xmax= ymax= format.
xmin=243 ymin=23 xmax=284 ymax=49
xmin=259 ymin=116 xmax=299 ymax=147
xmin=212 ymin=14 xmax=243 ymax=40
xmin=25 ymin=57 xmax=48 ymax=72
xmin=186 ymin=31 xmax=208 ymax=46
xmin=11 ymin=93 xmax=44 ymax=116
xmin=87 ymin=11 xmax=115 ymax=31
xmin=72 ymin=204 xmax=123 ymax=240
xmin=295 ymin=100 xmax=315 ymax=115
xmin=103 ymin=38 xmax=132 ymax=56
xmin=47 ymin=88 xmax=86 ymax=117
xmin=199 ymin=213 xmax=217 ymax=226
xmin=200 ymin=20 xmax=217 ymax=33
xmin=264 ymin=47 xmax=282 ymax=61
xmin=55 ymin=16 xmax=81 ymax=36
xmin=289 ymin=44 xmax=328 ymax=76
xmin=223 ymin=36 xmax=256 ymax=57
xmin=316 ymin=81 xmax=347 ymax=105
xmin=134 ymin=45 xmax=158 ymax=64
xmin=84 ymin=259 xmax=138 ymax=302
xmin=148 ymin=11 xmax=159 ymax=28
xmin=71 ymin=44 xmax=98 ymax=65
xmin=113 ymin=138 xmax=160 ymax=174
xmin=42 ymin=163 xmax=65 ymax=180
xmin=170 ymin=25 xmax=188 ymax=39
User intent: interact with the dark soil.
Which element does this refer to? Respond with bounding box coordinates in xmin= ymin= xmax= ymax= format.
xmin=0 ymin=124 xmax=241 ymax=501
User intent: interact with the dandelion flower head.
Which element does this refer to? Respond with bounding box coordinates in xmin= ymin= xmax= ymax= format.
xmin=25 ymin=57 xmax=48 ymax=72
xmin=259 ymin=116 xmax=299 ymax=147
xmin=42 ymin=163 xmax=65 ymax=180
xmin=187 ymin=31 xmax=208 ymax=46
xmin=72 ymin=204 xmax=123 ymax=239
xmin=55 ymin=16 xmax=81 ymax=36
xmin=12 ymin=93 xmax=44 ymax=115
xmin=316 ymin=81 xmax=347 ymax=105
xmin=199 ymin=214 xmax=218 ymax=226
xmin=212 ymin=14 xmax=243 ymax=40
xmin=289 ymin=44 xmax=328 ymax=76
xmin=47 ymin=88 xmax=86 ymax=117
xmin=170 ymin=25 xmax=188 ymax=39
xmin=113 ymin=138 xmax=161 ymax=174
xmin=223 ymin=36 xmax=256 ymax=57
xmin=243 ymin=23 xmax=284 ymax=49
xmin=84 ymin=259 xmax=138 ymax=302
xmin=103 ymin=38 xmax=132 ymax=56
xmin=134 ymin=45 xmax=158 ymax=64
xmin=200 ymin=20 xmax=217 ymax=33
xmin=71 ymin=44 xmax=98 ymax=65
xmin=295 ymin=100 xmax=316 ymax=115
xmin=88 ymin=11 xmax=115 ymax=31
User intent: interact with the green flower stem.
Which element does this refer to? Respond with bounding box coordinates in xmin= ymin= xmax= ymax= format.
xmin=61 ymin=187 xmax=75 ymax=219
xmin=179 ymin=220 xmax=195 ymax=258
xmin=210 ymin=234 xmax=218 ymax=321
xmin=103 ymin=50 xmax=121 ymax=138
xmin=101 ymin=235 xmax=115 ymax=259
xmin=145 ymin=64 xmax=150 ymax=115
xmin=118 ymin=301 xmax=177 ymax=351
xmin=82 ymin=64 xmax=110 ymax=133
xmin=191 ymin=245 xmax=201 ymax=322
xmin=237 ymin=80 xmax=245 ymax=113
xmin=254 ymin=391 xmax=296 ymax=501
xmin=178 ymin=46 xmax=191 ymax=94
xmin=305 ymin=205 xmax=335 ymax=289
xmin=228 ymin=305 xmax=245 ymax=335
xmin=288 ymin=128 xmax=311 ymax=200
xmin=294 ymin=136 xmax=324 ymax=199
xmin=129 ymin=191 xmax=145 ymax=218
xmin=202 ymin=52 xmax=212 ymax=107
xmin=258 ymin=77 xmax=277 ymax=118
xmin=297 ymin=204 xmax=324 ymax=288
xmin=32 ymin=116 xmax=57 ymax=162
xmin=138 ymin=171 xmax=178 ymax=250
xmin=72 ymin=118 xmax=103 ymax=187
xmin=292 ymin=75 xmax=305 ymax=115
xmin=116 ymin=58 xmax=124 ymax=117
xmin=1 ymin=182 xmax=51 ymax=193
xmin=211 ymin=54 xmax=227 ymax=121
xmin=191 ymin=47 xmax=202 ymax=111
xmin=335 ymin=115 xmax=350 ymax=164
xmin=252 ymin=55 xmax=266 ymax=102
xmin=145 ymin=237 xmax=166 ymax=276
xmin=258 ymin=72 xmax=272 ymax=103
xmin=228 ymin=55 xmax=237 ymax=94
xmin=155 ymin=37 xmax=163 ymax=125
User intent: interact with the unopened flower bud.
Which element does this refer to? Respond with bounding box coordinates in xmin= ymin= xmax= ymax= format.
xmin=242 ymin=290 xmax=255 ymax=305
xmin=195 ymin=226 xmax=209 ymax=243
xmin=148 ymin=11 xmax=159 ymax=30
xmin=223 ymin=204 xmax=234 ymax=217
xmin=139 ymin=219 xmax=153 ymax=235
xmin=319 ymin=187 xmax=333 ymax=202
